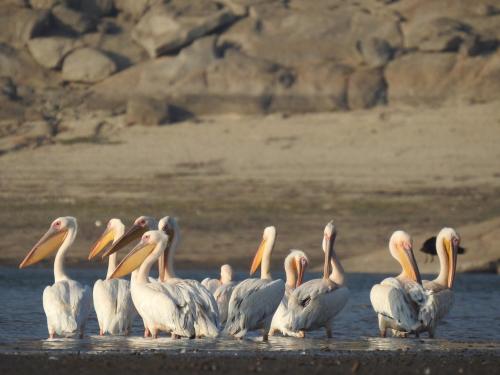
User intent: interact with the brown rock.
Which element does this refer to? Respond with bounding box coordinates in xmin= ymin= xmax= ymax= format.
xmin=385 ymin=52 xmax=457 ymax=105
xmin=27 ymin=37 xmax=78 ymax=69
xmin=404 ymin=17 xmax=474 ymax=52
xmin=0 ymin=7 xmax=51 ymax=46
xmin=113 ymin=0 xmax=158 ymax=20
xmin=126 ymin=96 xmax=171 ymax=126
xmin=51 ymin=4 xmax=96 ymax=34
xmin=132 ymin=3 xmax=238 ymax=57
xmin=357 ymin=38 xmax=394 ymax=68
xmin=62 ymin=47 xmax=117 ymax=83
xmin=347 ymin=68 xmax=386 ymax=110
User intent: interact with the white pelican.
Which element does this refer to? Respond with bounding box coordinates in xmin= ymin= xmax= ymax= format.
xmin=157 ymin=216 xmax=219 ymax=337
xmin=88 ymin=218 xmax=136 ymax=336
xmin=19 ymin=217 xmax=91 ymax=339
xmin=419 ymin=227 xmax=459 ymax=338
xmin=370 ymin=230 xmax=427 ymax=337
xmin=109 ymin=230 xmax=198 ymax=338
xmin=202 ymin=264 xmax=234 ymax=294
xmin=224 ymin=226 xmax=285 ymax=341
xmin=269 ymin=249 xmax=309 ymax=337
xmin=287 ymin=222 xmax=349 ymax=338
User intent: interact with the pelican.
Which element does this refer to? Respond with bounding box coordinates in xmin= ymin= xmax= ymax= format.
xmin=287 ymin=222 xmax=349 ymax=338
xmin=202 ymin=264 xmax=234 ymax=294
xmin=370 ymin=230 xmax=427 ymax=337
xmin=19 ymin=217 xmax=91 ymax=339
xmin=269 ymin=250 xmax=309 ymax=337
xmin=419 ymin=227 xmax=460 ymax=338
xmin=88 ymin=218 xmax=136 ymax=336
xmin=224 ymin=226 xmax=285 ymax=341
xmin=102 ymin=215 xmax=159 ymax=337
xmin=157 ymin=216 xmax=219 ymax=337
xmin=109 ymin=230 xmax=198 ymax=338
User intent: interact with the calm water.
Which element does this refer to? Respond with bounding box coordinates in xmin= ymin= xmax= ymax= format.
xmin=0 ymin=266 xmax=499 ymax=354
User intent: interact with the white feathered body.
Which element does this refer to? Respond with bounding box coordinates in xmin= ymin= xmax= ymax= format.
xmin=130 ymin=280 xmax=197 ymax=338
xmin=201 ymin=278 xmax=221 ymax=294
xmin=173 ymin=278 xmax=219 ymax=337
xmin=214 ymin=281 xmax=237 ymax=327
xmin=224 ymin=278 xmax=285 ymax=338
xmin=370 ymin=277 xmax=429 ymax=335
xmin=93 ymin=278 xmax=136 ymax=335
xmin=43 ymin=279 xmax=92 ymax=337
xmin=269 ymin=284 xmax=304 ymax=337
xmin=288 ymin=279 xmax=349 ymax=332
xmin=418 ymin=280 xmax=454 ymax=336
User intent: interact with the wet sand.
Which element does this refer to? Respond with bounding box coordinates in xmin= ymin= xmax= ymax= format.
xmin=1 ymin=350 xmax=499 ymax=375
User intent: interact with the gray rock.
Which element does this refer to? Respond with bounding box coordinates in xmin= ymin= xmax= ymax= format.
xmin=51 ymin=4 xmax=96 ymax=34
xmin=132 ymin=4 xmax=238 ymax=57
xmin=347 ymin=68 xmax=386 ymax=110
xmin=27 ymin=37 xmax=78 ymax=69
xmin=126 ymin=96 xmax=172 ymax=126
xmin=62 ymin=47 xmax=117 ymax=83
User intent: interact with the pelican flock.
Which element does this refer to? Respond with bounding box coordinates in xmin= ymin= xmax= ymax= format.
xmin=19 ymin=215 xmax=460 ymax=341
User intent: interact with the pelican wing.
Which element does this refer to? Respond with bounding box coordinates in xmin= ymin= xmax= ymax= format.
xmin=201 ymin=278 xmax=221 ymax=294
xmin=213 ymin=281 xmax=237 ymax=326
xmin=224 ymin=278 xmax=285 ymax=338
xmin=370 ymin=277 xmax=422 ymax=333
xmin=420 ymin=280 xmax=454 ymax=325
xmin=175 ymin=279 xmax=219 ymax=337
xmin=288 ymin=279 xmax=349 ymax=331
xmin=43 ymin=280 xmax=92 ymax=336
xmin=134 ymin=282 xmax=196 ymax=338
xmin=93 ymin=279 xmax=136 ymax=335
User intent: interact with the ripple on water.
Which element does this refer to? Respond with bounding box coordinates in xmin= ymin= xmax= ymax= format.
xmin=0 ymin=267 xmax=499 ymax=354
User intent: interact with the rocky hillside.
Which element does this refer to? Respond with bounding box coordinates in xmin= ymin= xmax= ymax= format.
xmin=1 ymin=0 xmax=500 ymax=153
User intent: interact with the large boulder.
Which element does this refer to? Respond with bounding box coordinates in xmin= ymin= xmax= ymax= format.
xmin=126 ymin=96 xmax=172 ymax=126
xmin=27 ymin=37 xmax=78 ymax=69
xmin=132 ymin=3 xmax=238 ymax=57
xmin=404 ymin=17 xmax=475 ymax=52
xmin=386 ymin=52 xmax=457 ymax=105
xmin=347 ymin=68 xmax=386 ymax=110
xmin=113 ymin=0 xmax=158 ymax=20
xmin=51 ymin=4 xmax=96 ymax=34
xmin=0 ymin=7 xmax=51 ymax=46
xmin=62 ymin=47 xmax=117 ymax=83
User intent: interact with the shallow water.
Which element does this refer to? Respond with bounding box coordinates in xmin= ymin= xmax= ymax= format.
xmin=0 ymin=267 xmax=499 ymax=354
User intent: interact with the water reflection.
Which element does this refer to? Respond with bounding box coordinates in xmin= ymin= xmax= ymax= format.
xmin=1 ymin=267 xmax=499 ymax=354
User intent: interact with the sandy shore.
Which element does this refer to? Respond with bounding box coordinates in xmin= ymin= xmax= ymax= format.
xmin=1 ymin=102 xmax=500 ymax=273
xmin=1 ymin=350 xmax=499 ymax=375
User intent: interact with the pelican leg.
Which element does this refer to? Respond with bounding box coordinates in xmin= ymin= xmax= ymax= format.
xmin=325 ymin=327 xmax=333 ymax=338
xmin=152 ymin=329 xmax=159 ymax=339
xmin=268 ymin=328 xmax=277 ymax=337
xmin=171 ymin=332 xmax=180 ymax=339
xmin=144 ymin=328 xmax=151 ymax=338
xmin=378 ymin=315 xmax=387 ymax=338
xmin=79 ymin=326 xmax=85 ymax=339
xmin=99 ymin=329 xmax=104 ymax=336
xmin=262 ymin=333 xmax=269 ymax=341
xmin=48 ymin=331 xmax=55 ymax=339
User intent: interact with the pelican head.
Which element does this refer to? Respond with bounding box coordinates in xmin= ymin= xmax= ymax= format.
xmin=322 ymin=221 xmax=337 ymax=253
xmin=436 ymin=227 xmax=460 ymax=288
xmin=220 ymin=264 xmax=233 ymax=284
xmin=158 ymin=216 xmax=179 ymax=238
xmin=19 ymin=217 xmax=77 ymax=269
xmin=389 ymin=230 xmax=421 ymax=284
xmin=102 ymin=215 xmax=156 ymax=258
xmin=285 ymin=250 xmax=309 ymax=288
xmin=250 ymin=226 xmax=276 ymax=275
xmin=108 ymin=230 xmax=168 ymax=279
xmin=88 ymin=218 xmax=125 ymax=260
